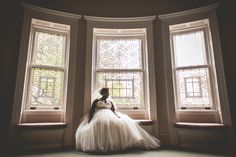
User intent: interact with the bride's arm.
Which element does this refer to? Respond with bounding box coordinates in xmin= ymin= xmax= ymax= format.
xmin=88 ymin=99 xmax=99 ymax=122
xmin=110 ymin=101 xmax=120 ymax=118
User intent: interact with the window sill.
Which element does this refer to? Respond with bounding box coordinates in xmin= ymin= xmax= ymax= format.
xmin=16 ymin=120 xmax=152 ymax=130
xmin=135 ymin=120 xmax=153 ymax=125
xmin=17 ymin=122 xmax=67 ymax=129
xmin=174 ymin=122 xmax=227 ymax=129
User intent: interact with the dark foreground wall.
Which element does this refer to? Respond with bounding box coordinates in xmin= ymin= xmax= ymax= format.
xmin=217 ymin=0 xmax=236 ymax=145
xmin=1 ymin=0 xmax=24 ymax=155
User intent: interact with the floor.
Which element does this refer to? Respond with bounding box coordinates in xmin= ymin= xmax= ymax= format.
xmin=9 ymin=148 xmax=234 ymax=157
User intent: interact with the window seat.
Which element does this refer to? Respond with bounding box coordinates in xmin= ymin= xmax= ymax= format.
xmin=135 ymin=120 xmax=154 ymax=125
xmin=17 ymin=122 xmax=67 ymax=129
xmin=174 ymin=122 xmax=227 ymax=129
xmin=17 ymin=120 xmax=153 ymax=130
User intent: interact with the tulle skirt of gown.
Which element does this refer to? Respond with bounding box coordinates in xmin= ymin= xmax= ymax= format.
xmin=75 ymin=109 xmax=160 ymax=152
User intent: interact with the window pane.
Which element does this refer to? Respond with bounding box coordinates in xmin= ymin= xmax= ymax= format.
xmin=172 ymin=31 xmax=207 ymax=67
xmin=120 ymin=80 xmax=127 ymax=88
xmin=112 ymin=89 xmax=120 ymax=97
xmin=27 ymin=68 xmax=64 ymax=109
xmin=32 ymin=31 xmax=66 ymax=67
xmin=96 ymin=72 xmax=144 ymax=107
xmin=120 ymin=89 xmax=127 ymax=97
xmin=96 ymin=38 xmax=142 ymax=69
xmin=176 ymin=68 xmax=212 ymax=108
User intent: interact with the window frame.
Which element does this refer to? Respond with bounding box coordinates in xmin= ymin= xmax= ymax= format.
xmin=84 ymin=16 xmax=157 ymax=120
xmin=19 ymin=18 xmax=71 ymax=123
xmin=93 ymin=30 xmax=147 ymax=111
xmin=23 ymin=19 xmax=70 ymax=112
xmin=169 ymin=20 xmax=217 ymax=111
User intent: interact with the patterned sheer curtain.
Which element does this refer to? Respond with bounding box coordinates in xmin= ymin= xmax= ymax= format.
xmin=95 ymin=37 xmax=145 ymax=108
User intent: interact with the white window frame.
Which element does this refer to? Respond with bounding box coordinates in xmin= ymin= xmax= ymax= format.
xmin=170 ymin=19 xmax=216 ymax=111
xmin=10 ymin=3 xmax=81 ymax=146
xmin=159 ymin=3 xmax=231 ymax=124
xmin=84 ymin=16 xmax=157 ymax=120
xmin=93 ymin=29 xmax=147 ymax=111
xmin=20 ymin=18 xmax=71 ymax=123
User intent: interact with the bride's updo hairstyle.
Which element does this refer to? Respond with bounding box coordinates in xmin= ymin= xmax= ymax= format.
xmin=100 ymin=87 xmax=109 ymax=95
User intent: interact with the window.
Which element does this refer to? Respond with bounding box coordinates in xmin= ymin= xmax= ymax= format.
xmin=170 ymin=20 xmax=214 ymax=110
xmin=18 ymin=18 xmax=70 ymax=123
xmin=25 ymin=19 xmax=69 ymax=111
xmin=93 ymin=29 xmax=145 ymax=109
xmin=84 ymin=16 xmax=157 ymax=120
xmin=169 ymin=19 xmax=223 ymax=122
xmin=159 ymin=3 xmax=231 ymax=124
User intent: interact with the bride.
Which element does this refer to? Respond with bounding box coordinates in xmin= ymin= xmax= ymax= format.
xmin=75 ymin=87 xmax=160 ymax=152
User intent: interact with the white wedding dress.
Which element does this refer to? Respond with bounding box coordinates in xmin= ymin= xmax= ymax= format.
xmin=75 ymin=100 xmax=160 ymax=152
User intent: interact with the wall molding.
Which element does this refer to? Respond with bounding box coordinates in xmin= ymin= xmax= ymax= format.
xmin=84 ymin=15 xmax=156 ymax=22
xmin=158 ymin=2 xmax=220 ymax=21
xmin=23 ymin=3 xmax=81 ymax=19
